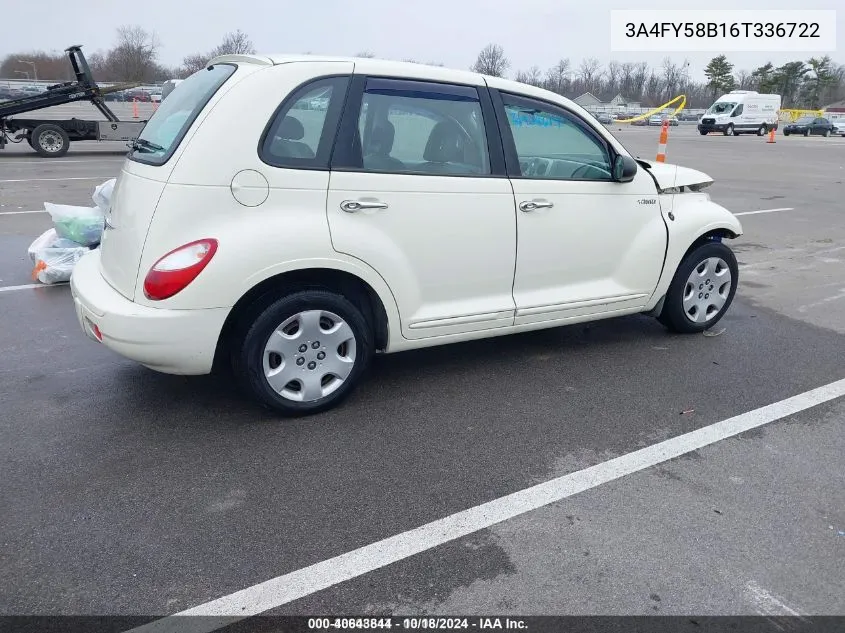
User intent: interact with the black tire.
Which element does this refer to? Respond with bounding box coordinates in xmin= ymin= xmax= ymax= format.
xmin=803 ymin=129 xmax=809 ymax=137
xmin=723 ymin=124 xmax=734 ymax=136
xmin=784 ymin=130 xmax=790 ymax=136
xmin=823 ymin=129 xmax=830 ymax=137
xmin=231 ymin=289 xmax=374 ymax=416
xmin=757 ymin=124 xmax=767 ymax=136
xmin=699 ymin=130 xmax=708 ymax=135
xmin=657 ymin=241 xmax=739 ymax=334
xmin=30 ymin=123 xmax=70 ymax=158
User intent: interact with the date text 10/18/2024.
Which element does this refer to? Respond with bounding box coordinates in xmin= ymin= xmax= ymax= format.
xmin=307 ymin=617 xmax=529 ymax=630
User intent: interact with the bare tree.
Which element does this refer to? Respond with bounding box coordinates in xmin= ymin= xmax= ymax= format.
xmin=661 ymin=57 xmax=683 ymax=99
xmin=471 ymin=43 xmax=509 ymax=77
xmin=735 ymin=69 xmax=754 ymax=90
xmin=181 ymin=53 xmax=209 ymax=76
xmin=544 ymin=58 xmax=571 ymax=94
xmin=606 ymin=61 xmax=622 ymax=95
xmin=577 ymin=57 xmax=602 ymax=93
xmin=210 ymin=30 xmax=255 ymax=57
xmin=106 ymin=25 xmax=160 ymax=82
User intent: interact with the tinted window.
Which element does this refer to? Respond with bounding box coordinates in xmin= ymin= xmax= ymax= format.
xmin=129 ymin=63 xmax=236 ymax=166
xmin=733 ymin=104 xmax=743 ymax=115
xmin=353 ymin=79 xmax=490 ymax=176
xmin=501 ymin=94 xmax=612 ymax=180
xmin=261 ymin=76 xmax=349 ymax=169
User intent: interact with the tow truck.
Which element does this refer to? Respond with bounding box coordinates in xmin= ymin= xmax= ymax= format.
xmin=0 ymin=45 xmax=146 ymax=158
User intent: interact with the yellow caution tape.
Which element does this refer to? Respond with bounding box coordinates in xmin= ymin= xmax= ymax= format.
xmin=779 ymin=108 xmax=823 ymax=122
xmin=614 ymin=95 xmax=687 ymax=123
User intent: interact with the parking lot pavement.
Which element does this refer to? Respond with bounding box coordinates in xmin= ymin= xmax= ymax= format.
xmin=1 ymin=128 xmax=845 ymax=620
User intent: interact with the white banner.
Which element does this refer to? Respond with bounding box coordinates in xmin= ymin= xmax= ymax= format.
xmin=610 ymin=10 xmax=837 ymax=52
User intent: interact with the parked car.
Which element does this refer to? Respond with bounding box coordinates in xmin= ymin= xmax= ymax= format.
xmin=783 ymin=116 xmax=837 ymax=137
xmin=124 ymin=89 xmax=151 ymax=102
xmin=595 ymin=112 xmax=612 ymax=124
xmin=70 ymin=55 xmax=743 ymax=416
xmin=648 ymin=114 xmax=678 ymax=126
xmin=0 ymin=87 xmax=26 ymax=101
xmin=149 ymin=89 xmax=162 ymax=103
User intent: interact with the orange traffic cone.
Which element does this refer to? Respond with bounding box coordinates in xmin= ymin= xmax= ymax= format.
xmin=132 ymin=98 xmax=139 ymax=119
xmin=655 ymin=119 xmax=670 ymax=162
xmin=767 ymin=126 xmax=776 ymax=143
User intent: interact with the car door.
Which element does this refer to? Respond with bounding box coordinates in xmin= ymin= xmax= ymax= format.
xmin=327 ymin=76 xmax=516 ymax=340
xmin=488 ymin=86 xmax=668 ymax=326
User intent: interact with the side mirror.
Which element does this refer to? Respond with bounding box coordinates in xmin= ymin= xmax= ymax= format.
xmin=612 ymin=155 xmax=637 ymax=182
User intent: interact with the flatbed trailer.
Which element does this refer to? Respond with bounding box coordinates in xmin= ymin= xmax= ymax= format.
xmin=0 ymin=45 xmax=146 ymax=158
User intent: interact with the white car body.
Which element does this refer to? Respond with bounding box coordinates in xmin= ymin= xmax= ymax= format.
xmin=699 ymin=90 xmax=781 ymax=135
xmin=70 ymin=55 xmax=743 ymax=414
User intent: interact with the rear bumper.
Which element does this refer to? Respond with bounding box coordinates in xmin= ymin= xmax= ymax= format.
xmin=69 ymin=249 xmax=228 ymax=375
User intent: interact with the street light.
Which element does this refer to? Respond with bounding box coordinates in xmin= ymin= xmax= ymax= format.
xmin=17 ymin=60 xmax=37 ymax=81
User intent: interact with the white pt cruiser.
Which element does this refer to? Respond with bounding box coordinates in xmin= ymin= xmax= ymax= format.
xmin=70 ymin=54 xmax=743 ymax=416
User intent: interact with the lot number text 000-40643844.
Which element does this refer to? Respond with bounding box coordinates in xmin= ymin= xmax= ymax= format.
xmin=609 ymin=10 xmax=837 ymax=52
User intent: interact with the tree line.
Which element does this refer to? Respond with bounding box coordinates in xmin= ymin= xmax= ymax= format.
xmin=471 ymin=44 xmax=844 ymax=110
xmin=3 ymin=30 xmax=844 ymax=110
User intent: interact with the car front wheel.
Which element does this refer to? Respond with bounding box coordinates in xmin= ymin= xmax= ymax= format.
xmin=658 ymin=241 xmax=739 ymax=334
xmin=232 ymin=290 xmax=373 ymax=416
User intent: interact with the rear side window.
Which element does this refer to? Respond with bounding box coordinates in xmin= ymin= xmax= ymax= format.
xmin=260 ymin=76 xmax=350 ymax=169
xmin=129 ymin=63 xmax=236 ymax=166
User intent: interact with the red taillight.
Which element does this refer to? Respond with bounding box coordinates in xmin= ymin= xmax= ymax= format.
xmin=143 ymin=239 xmax=218 ymax=301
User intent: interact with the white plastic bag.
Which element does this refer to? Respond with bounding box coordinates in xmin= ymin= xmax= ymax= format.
xmin=28 ymin=228 xmax=90 ymax=284
xmin=92 ymin=178 xmax=116 ymax=211
xmin=45 ymin=202 xmax=104 ymax=246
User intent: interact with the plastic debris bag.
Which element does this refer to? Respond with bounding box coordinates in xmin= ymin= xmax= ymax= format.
xmin=28 ymin=228 xmax=91 ymax=284
xmin=45 ymin=202 xmax=104 ymax=246
xmin=92 ymin=178 xmax=116 ymax=211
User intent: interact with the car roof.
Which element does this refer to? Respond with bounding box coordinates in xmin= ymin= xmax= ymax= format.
xmin=207 ymin=53 xmax=583 ymax=110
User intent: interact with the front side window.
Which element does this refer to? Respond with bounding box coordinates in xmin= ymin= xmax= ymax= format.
xmin=129 ymin=63 xmax=236 ymax=165
xmin=261 ymin=76 xmax=349 ymax=169
xmin=502 ymin=94 xmax=612 ymax=180
xmin=733 ymin=104 xmax=744 ymax=116
xmin=353 ymin=79 xmax=491 ymax=176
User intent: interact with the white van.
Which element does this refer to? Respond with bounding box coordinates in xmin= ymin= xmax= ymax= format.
xmin=698 ymin=90 xmax=781 ymax=136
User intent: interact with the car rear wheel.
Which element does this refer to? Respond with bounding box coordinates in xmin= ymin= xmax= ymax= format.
xmin=823 ymin=129 xmax=830 ymax=137
xmin=232 ymin=290 xmax=373 ymax=416
xmin=658 ymin=242 xmax=739 ymax=334
xmin=804 ymin=129 xmax=809 ymax=137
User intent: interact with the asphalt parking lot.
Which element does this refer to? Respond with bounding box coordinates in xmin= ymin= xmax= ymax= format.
xmin=1 ymin=120 xmax=844 ymax=623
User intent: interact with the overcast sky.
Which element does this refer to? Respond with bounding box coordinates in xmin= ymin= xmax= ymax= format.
xmin=3 ymin=0 xmax=842 ymax=81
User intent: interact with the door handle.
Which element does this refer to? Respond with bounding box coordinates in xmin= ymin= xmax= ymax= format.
xmin=519 ymin=199 xmax=554 ymax=212
xmin=340 ymin=199 xmax=389 ymax=213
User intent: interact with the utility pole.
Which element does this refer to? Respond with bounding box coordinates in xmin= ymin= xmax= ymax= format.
xmin=17 ymin=60 xmax=37 ymax=81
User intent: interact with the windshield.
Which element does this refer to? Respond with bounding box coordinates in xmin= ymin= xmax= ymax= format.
xmin=129 ymin=63 xmax=236 ymax=165
xmin=706 ymin=102 xmax=736 ymax=115
xmin=794 ymin=117 xmax=815 ymax=124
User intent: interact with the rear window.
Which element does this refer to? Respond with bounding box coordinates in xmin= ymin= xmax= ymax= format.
xmin=129 ymin=63 xmax=236 ymax=166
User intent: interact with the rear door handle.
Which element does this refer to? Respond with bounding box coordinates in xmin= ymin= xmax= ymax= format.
xmin=519 ymin=199 xmax=554 ymax=212
xmin=340 ymin=199 xmax=389 ymax=213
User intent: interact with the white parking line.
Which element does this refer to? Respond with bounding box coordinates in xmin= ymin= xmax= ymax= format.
xmin=0 ymin=176 xmax=113 ymax=183
xmin=128 ymin=378 xmax=845 ymax=633
xmin=743 ymin=581 xmax=803 ymax=616
xmin=0 ymin=159 xmax=124 ymax=166
xmin=0 ymin=282 xmax=68 ymax=293
xmin=0 ymin=210 xmax=47 ymax=215
xmin=734 ymin=207 xmax=794 ymax=217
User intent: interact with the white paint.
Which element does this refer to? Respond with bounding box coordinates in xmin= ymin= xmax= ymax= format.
xmin=734 ymin=208 xmax=794 ymax=217
xmin=0 ymin=282 xmax=68 ymax=293
xmin=798 ymin=288 xmax=845 ymax=313
xmin=0 ymin=176 xmax=112 ymax=183
xmin=127 ymin=378 xmax=845 ymax=633
xmin=743 ymin=581 xmax=802 ymax=616
xmin=0 ymin=210 xmax=47 ymax=215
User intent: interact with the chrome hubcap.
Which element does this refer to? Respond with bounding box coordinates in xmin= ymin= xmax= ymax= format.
xmin=262 ymin=310 xmax=356 ymax=403
xmin=683 ymin=257 xmax=732 ymax=324
xmin=39 ymin=130 xmax=63 ymax=153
